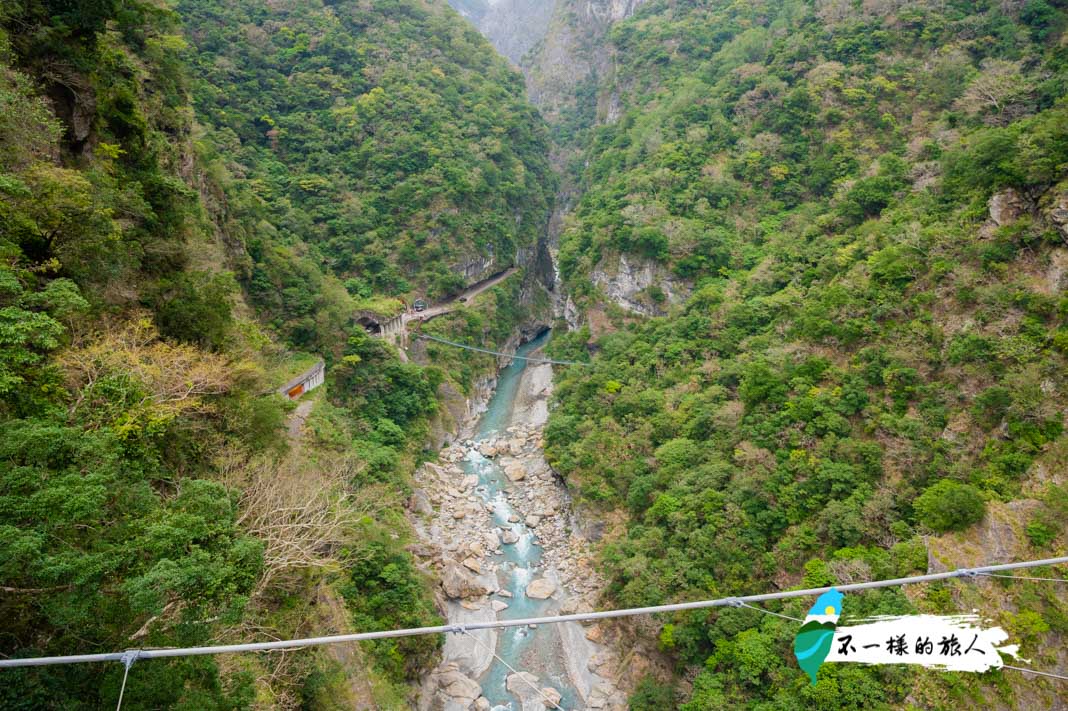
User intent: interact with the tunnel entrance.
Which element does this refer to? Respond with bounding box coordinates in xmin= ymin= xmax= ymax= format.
xmin=356 ymin=316 xmax=382 ymax=335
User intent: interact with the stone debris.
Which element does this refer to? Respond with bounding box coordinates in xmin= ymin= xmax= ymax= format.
xmin=504 ymin=462 xmax=527 ymax=481
xmin=411 ymin=366 xmax=627 ymax=710
xmin=441 ymin=560 xmax=496 ymax=599
xmin=506 ymin=672 xmax=563 ymax=711
xmin=542 ymin=687 xmax=563 ymax=707
xmin=410 ymin=489 xmax=433 ymax=516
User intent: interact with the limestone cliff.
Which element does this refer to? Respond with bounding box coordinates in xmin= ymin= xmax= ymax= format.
xmin=522 ymin=0 xmax=648 ymax=124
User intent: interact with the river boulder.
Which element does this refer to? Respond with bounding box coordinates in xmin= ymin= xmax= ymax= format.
xmin=409 ymin=488 xmax=433 ymax=516
xmin=429 ymin=666 xmax=482 ymax=706
xmin=525 ymin=578 xmax=556 ymax=599
xmin=442 ymin=561 xmax=495 ymax=599
xmin=506 ymin=672 xmax=562 ymax=711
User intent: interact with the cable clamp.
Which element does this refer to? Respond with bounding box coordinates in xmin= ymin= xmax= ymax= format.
xmin=724 ymin=598 xmax=745 ymax=608
xmin=955 ymin=568 xmax=980 ymax=579
xmin=119 ymin=649 xmax=141 ymax=670
xmin=450 ymin=624 xmax=467 ymax=635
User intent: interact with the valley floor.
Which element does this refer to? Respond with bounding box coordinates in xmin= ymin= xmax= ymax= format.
xmin=412 ymin=343 xmax=630 ymax=710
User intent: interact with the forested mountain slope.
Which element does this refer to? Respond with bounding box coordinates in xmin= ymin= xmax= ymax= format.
xmin=542 ymin=0 xmax=1068 ymax=708
xmin=180 ymin=0 xmax=556 ymax=357
xmin=0 ymin=0 xmax=555 ymax=707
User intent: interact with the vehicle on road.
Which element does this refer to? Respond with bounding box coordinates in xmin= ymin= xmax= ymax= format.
xmin=413 ymin=299 xmax=428 ymax=312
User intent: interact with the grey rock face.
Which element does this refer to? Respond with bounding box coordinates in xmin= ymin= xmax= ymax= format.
xmin=590 ymin=253 xmax=691 ymax=316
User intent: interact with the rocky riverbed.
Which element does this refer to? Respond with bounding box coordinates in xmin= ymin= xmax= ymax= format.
xmin=412 ymin=346 xmax=629 ymax=711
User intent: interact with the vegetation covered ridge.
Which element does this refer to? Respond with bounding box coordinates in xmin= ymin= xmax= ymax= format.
xmin=544 ymin=0 xmax=1068 ymax=708
xmin=180 ymin=0 xmax=557 ymax=357
xmin=0 ymin=0 xmax=555 ymax=707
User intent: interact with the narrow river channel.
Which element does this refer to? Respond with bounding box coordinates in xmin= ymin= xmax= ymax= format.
xmin=461 ymin=331 xmax=580 ymax=709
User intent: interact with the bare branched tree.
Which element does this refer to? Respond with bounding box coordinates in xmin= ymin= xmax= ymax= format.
xmin=955 ymin=59 xmax=1034 ymax=125
xmin=218 ymin=452 xmax=399 ymax=598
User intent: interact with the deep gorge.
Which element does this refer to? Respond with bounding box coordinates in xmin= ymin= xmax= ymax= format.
xmin=2 ymin=0 xmax=1067 ymax=709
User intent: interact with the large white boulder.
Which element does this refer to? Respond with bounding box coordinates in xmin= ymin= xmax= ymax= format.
xmin=525 ymin=578 xmax=556 ymax=600
xmin=442 ymin=561 xmax=495 ymax=599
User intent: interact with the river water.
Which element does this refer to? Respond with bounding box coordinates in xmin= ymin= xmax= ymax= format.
xmin=460 ymin=330 xmax=581 ymax=709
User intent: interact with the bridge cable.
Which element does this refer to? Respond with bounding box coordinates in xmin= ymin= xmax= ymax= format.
xmin=0 ymin=556 xmax=1065 ymax=673
xmin=1001 ymin=665 xmax=1068 ymax=681
xmin=734 ymin=600 xmax=804 ymax=623
xmin=977 ymin=572 xmax=1068 ymax=583
xmin=414 ymin=333 xmax=589 ymax=366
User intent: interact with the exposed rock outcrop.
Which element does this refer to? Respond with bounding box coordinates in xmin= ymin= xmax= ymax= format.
xmin=1050 ymin=192 xmax=1068 ymax=237
xmin=448 ymin=0 xmax=559 ymax=66
xmin=422 ymin=664 xmax=484 ymax=711
xmin=989 ymin=187 xmax=1028 ymax=226
xmin=521 ymin=0 xmax=650 ymax=121
xmin=590 ymin=253 xmax=691 ymax=316
xmin=442 ymin=560 xmax=498 ymax=599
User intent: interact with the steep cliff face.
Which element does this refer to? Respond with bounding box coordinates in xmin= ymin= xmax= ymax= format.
xmin=522 ymin=0 xmax=683 ymax=325
xmin=522 ymin=0 xmax=647 ymax=124
xmin=448 ymin=0 xmax=647 ymax=119
xmin=448 ymin=0 xmax=669 ymax=320
xmin=444 ymin=0 xmax=558 ymax=68
xmin=473 ymin=0 xmax=560 ymax=66
xmin=590 ymin=253 xmax=690 ymax=318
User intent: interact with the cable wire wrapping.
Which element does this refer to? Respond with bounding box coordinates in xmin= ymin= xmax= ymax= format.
xmin=115 ymin=650 xmax=140 ymax=711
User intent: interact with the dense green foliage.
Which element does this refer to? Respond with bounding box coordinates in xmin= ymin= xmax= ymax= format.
xmin=558 ymin=0 xmax=1068 ymax=299
xmin=0 ymin=3 xmax=272 ymax=705
xmin=179 ymin=0 xmax=555 ymax=353
xmin=914 ymin=480 xmax=987 ymax=532
xmin=0 ymin=0 xmax=557 ymax=705
xmin=546 ymin=0 xmax=1068 ymax=707
xmin=7 ymin=0 xmax=1067 ymax=705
